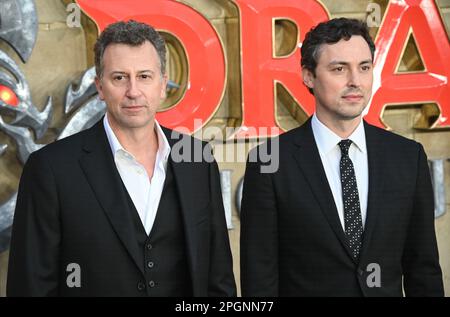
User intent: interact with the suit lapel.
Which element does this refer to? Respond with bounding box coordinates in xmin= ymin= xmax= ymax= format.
xmin=161 ymin=127 xmax=201 ymax=285
xmin=292 ymin=119 xmax=357 ymax=262
xmin=78 ymin=121 xmax=144 ymax=275
xmin=359 ymin=122 xmax=385 ymax=262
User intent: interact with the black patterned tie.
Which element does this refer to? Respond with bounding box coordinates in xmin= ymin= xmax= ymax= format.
xmin=338 ymin=139 xmax=363 ymax=259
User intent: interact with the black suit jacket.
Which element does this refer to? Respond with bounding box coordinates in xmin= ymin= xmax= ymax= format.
xmin=7 ymin=120 xmax=236 ymax=297
xmin=240 ymin=119 xmax=443 ymax=297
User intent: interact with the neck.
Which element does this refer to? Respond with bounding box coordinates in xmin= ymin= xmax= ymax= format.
xmin=315 ymin=112 xmax=362 ymax=139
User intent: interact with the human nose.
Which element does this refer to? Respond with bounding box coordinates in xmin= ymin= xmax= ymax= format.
xmin=125 ymin=77 xmax=141 ymax=98
xmin=347 ymin=68 xmax=362 ymax=88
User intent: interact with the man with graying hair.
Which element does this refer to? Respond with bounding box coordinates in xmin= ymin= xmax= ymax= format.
xmin=7 ymin=20 xmax=236 ymax=297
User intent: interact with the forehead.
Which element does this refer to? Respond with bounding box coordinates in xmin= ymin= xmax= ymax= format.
xmin=316 ymin=35 xmax=372 ymax=64
xmin=102 ymin=41 xmax=159 ymax=70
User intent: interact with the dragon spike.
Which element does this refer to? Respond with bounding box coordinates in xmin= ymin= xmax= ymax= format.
xmin=0 ymin=50 xmax=53 ymax=139
xmin=65 ymin=67 xmax=97 ymax=114
xmin=59 ymin=97 xmax=106 ymax=140
xmin=0 ymin=0 xmax=38 ymax=63
xmin=0 ymin=193 xmax=17 ymax=253
xmin=0 ymin=115 xmax=44 ymax=164
xmin=0 ymin=143 xmax=7 ymax=156
xmin=167 ymin=80 xmax=180 ymax=89
xmin=12 ymin=95 xmax=53 ymax=139
xmin=0 ymin=50 xmax=29 ymax=95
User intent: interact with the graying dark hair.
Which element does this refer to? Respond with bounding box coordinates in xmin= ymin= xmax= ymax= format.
xmin=94 ymin=20 xmax=166 ymax=77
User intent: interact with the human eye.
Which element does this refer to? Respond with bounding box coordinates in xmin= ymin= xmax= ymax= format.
xmin=113 ymin=74 xmax=127 ymax=81
xmin=139 ymin=73 xmax=153 ymax=81
xmin=361 ymin=64 xmax=372 ymax=71
xmin=332 ymin=66 xmax=345 ymax=72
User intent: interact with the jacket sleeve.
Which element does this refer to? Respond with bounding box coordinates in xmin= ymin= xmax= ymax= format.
xmin=7 ymin=151 xmax=61 ymax=297
xmin=402 ymin=144 xmax=444 ymax=296
xmin=207 ymin=154 xmax=237 ymax=296
xmin=240 ymin=144 xmax=279 ymax=297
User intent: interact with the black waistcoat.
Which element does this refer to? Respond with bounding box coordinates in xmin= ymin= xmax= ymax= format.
xmin=126 ymin=160 xmax=192 ymax=296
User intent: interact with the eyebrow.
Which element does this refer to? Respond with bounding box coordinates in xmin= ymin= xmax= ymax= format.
xmin=328 ymin=59 xmax=373 ymax=67
xmin=110 ymin=70 xmax=155 ymax=75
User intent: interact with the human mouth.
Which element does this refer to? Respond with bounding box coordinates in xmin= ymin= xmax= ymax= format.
xmin=122 ymin=105 xmax=145 ymax=112
xmin=342 ymin=94 xmax=363 ymax=102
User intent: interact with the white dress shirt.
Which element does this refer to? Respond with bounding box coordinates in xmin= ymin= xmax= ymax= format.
xmin=311 ymin=114 xmax=369 ymax=230
xmin=103 ymin=114 xmax=171 ymax=235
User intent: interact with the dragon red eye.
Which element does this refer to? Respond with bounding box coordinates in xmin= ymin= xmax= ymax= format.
xmin=0 ymin=85 xmax=19 ymax=107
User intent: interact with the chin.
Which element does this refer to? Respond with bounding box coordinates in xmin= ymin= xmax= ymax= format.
xmin=341 ymin=106 xmax=366 ymax=119
xmin=338 ymin=111 xmax=364 ymax=121
xmin=120 ymin=118 xmax=152 ymax=129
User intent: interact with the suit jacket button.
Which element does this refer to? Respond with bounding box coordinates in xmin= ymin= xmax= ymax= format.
xmin=137 ymin=282 xmax=146 ymax=291
xmin=148 ymin=280 xmax=155 ymax=288
xmin=146 ymin=243 xmax=153 ymax=250
xmin=147 ymin=261 xmax=154 ymax=269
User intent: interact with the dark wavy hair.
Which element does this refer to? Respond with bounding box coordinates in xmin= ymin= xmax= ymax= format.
xmin=301 ymin=18 xmax=375 ymax=94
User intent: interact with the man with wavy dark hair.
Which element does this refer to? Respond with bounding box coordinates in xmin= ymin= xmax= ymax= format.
xmin=241 ymin=18 xmax=443 ymax=296
xmin=7 ymin=20 xmax=236 ymax=297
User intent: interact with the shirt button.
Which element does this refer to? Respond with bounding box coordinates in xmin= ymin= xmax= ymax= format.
xmin=147 ymin=261 xmax=154 ymax=269
xmin=146 ymin=243 xmax=153 ymax=250
xmin=137 ymin=282 xmax=145 ymax=291
xmin=148 ymin=280 xmax=155 ymax=288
